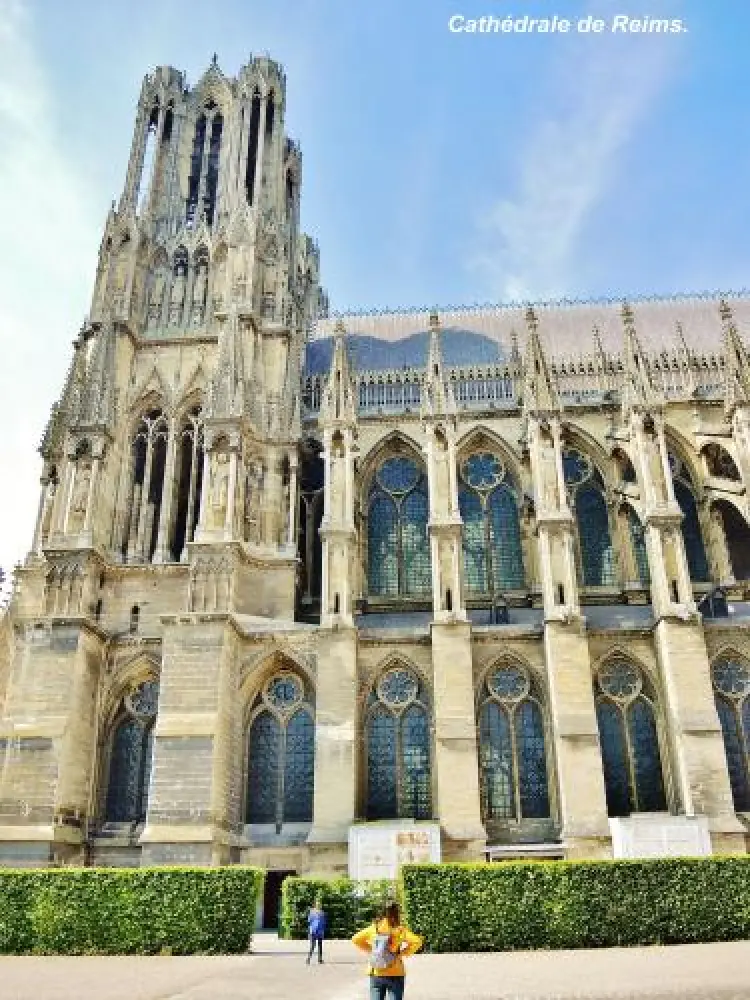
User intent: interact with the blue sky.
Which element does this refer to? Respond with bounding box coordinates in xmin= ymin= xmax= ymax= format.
xmin=1 ymin=0 xmax=750 ymax=580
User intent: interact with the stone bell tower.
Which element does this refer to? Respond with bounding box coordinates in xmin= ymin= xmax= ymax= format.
xmin=0 ymin=56 xmax=323 ymax=866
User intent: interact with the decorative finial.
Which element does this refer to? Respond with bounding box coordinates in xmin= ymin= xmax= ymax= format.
xmin=621 ymin=300 xmax=635 ymax=329
xmin=334 ymin=319 xmax=346 ymax=336
xmin=525 ymin=305 xmax=538 ymax=332
xmin=719 ymin=298 xmax=733 ymax=326
xmin=429 ymin=309 xmax=440 ymax=330
xmin=211 ymin=52 xmax=219 ymax=68
xmin=592 ymin=324 xmax=604 ymax=354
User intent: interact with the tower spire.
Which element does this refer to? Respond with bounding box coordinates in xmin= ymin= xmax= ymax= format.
xmin=320 ymin=320 xmax=356 ymax=426
xmin=620 ymin=301 xmax=661 ymax=416
xmin=421 ymin=310 xmax=455 ymax=418
xmin=522 ymin=306 xmax=558 ymax=414
xmin=720 ymin=298 xmax=750 ymax=416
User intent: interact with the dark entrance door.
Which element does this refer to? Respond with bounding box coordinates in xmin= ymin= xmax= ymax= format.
xmin=263 ymin=870 xmax=296 ymax=930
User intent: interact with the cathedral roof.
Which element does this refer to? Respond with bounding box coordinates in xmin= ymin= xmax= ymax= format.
xmin=305 ymin=327 xmax=506 ymax=375
xmin=311 ymin=291 xmax=750 ymax=367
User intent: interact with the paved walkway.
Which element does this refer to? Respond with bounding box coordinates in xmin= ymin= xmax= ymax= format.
xmin=2 ymin=934 xmax=750 ymax=999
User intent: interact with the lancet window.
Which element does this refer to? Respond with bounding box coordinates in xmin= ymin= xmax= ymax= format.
xmin=186 ymin=104 xmax=223 ymax=227
xmin=136 ymin=103 xmax=160 ymax=215
xmin=122 ymin=409 xmax=169 ymax=563
xmin=171 ymin=405 xmax=205 ymax=561
xmin=246 ymin=671 xmax=315 ymax=829
xmin=711 ymin=656 xmax=750 ymax=811
xmin=296 ymin=441 xmax=324 ymax=618
xmin=668 ymin=452 xmax=710 ymax=582
xmin=563 ymin=448 xmax=617 ymax=587
xmin=367 ymin=455 xmax=430 ymax=598
xmin=477 ymin=663 xmax=550 ymax=822
xmin=245 ymin=90 xmax=262 ymax=205
xmin=713 ymin=500 xmax=750 ymax=582
xmin=365 ymin=666 xmax=432 ymax=821
xmin=458 ymin=450 xmax=525 ymax=596
xmin=104 ymin=679 xmax=159 ymax=823
xmin=625 ymin=505 xmax=650 ymax=586
xmin=594 ymin=659 xmax=667 ymax=817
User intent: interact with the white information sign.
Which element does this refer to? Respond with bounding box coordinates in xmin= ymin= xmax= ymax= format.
xmin=348 ymin=821 xmax=441 ymax=880
xmin=610 ymin=813 xmax=712 ymax=859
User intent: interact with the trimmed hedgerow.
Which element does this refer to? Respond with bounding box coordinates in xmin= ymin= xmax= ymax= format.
xmin=400 ymin=857 xmax=750 ymax=952
xmin=0 ymin=866 xmax=263 ymax=955
xmin=280 ymin=876 xmax=394 ymax=939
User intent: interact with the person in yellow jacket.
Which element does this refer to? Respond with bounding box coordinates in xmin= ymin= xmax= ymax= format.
xmin=351 ymin=901 xmax=423 ymax=1000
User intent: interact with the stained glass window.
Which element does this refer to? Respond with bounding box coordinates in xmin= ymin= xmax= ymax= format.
xmin=711 ymin=658 xmax=750 ymax=812
xmin=478 ymin=663 xmax=550 ymax=822
xmin=104 ymin=679 xmax=159 ymax=823
xmin=246 ymin=673 xmax=315 ymax=826
xmin=368 ymin=457 xmax=430 ymax=598
xmin=366 ymin=667 xmax=431 ymax=820
xmin=674 ymin=479 xmax=710 ymax=582
xmin=627 ymin=506 xmax=650 ymax=586
xmin=458 ymin=451 xmax=524 ymax=597
xmin=563 ymin=449 xmax=616 ymax=587
xmin=594 ymin=662 xmax=667 ymax=817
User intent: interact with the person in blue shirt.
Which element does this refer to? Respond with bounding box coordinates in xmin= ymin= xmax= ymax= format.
xmin=306 ymin=898 xmax=326 ymax=965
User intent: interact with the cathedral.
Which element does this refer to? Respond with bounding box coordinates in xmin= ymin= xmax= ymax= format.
xmin=1 ymin=56 xmax=750 ymax=883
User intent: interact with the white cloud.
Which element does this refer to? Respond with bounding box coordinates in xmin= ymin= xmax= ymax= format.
xmin=471 ymin=12 xmax=679 ymax=302
xmin=0 ymin=0 xmax=100 ymax=594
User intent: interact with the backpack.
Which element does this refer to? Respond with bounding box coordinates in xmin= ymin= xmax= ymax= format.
xmin=371 ymin=926 xmax=399 ymax=970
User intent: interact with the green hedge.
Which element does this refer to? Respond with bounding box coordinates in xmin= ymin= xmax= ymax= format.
xmin=280 ymin=876 xmax=394 ymax=939
xmin=400 ymin=857 xmax=750 ymax=952
xmin=0 ymin=866 xmax=263 ymax=955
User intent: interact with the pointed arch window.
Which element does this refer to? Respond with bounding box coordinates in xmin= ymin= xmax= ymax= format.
xmin=711 ymin=656 xmax=750 ymax=811
xmin=367 ymin=455 xmax=430 ymax=598
xmin=186 ymin=113 xmax=207 ymax=226
xmin=122 ymin=408 xmax=170 ymax=563
xmin=478 ymin=663 xmax=550 ymax=821
xmin=246 ymin=671 xmax=315 ymax=828
xmin=104 ymin=679 xmax=159 ymax=823
xmin=365 ymin=666 xmax=431 ymax=820
xmin=594 ymin=660 xmax=667 ymax=817
xmin=626 ymin=505 xmax=650 ymax=586
xmin=171 ymin=404 xmax=205 ymax=561
xmin=714 ymin=500 xmax=750 ymax=582
xmin=563 ymin=448 xmax=616 ymax=587
xmin=245 ymin=90 xmax=262 ymax=205
xmin=669 ymin=452 xmax=710 ymax=582
xmin=296 ymin=441 xmax=324 ymax=619
xmin=458 ymin=450 xmax=525 ymax=596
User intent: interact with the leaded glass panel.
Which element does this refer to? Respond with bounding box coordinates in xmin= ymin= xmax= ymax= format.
xmin=563 ymin=449 xmax=590 ymax=485
xmin=141 ymin=725 xmax=154 ymax=820
xmin=401 ymin=705 xmax=431 ymax=820
xmin=628 ymin=698 xmax=667 ymax=812
xmin=379 ymin=668 xmax=418 ymax=707
xmin=488 ymin=666 xmax=528 ymax=701
xmin=596 ymin=700 xmax=631 ymax=817
xmin=266 ymin=673 xmax=303 ymax=711
xmin=283 ymin=709 xmax=314 ymax=822
xmin=576 ymin=485 xmax=616 ymax=586
xmin=129 ymin=680 xmax=159 ymax=717
xmin=628 ymin=507 xmax=650 ymax=585
xmin=715 ymin=697 xmax=750 ymax=811
xmin=460 ymin=486 xmax=486 ymax=593
xmin=401 ymin=487 xmax=430 ymax=595
xmin=515 ymin=700 xmax=550 ymax=819
xmin=488 ymin=485 xmax=525 ymax=590
xmin=247 ymin=711 xmax=281 ymax=823
xmin=463 ymin=452 xmax=503 ymax=490
xmin=674 ymin=480 xmax=710 ymax=582
xmin=713 ymin=659 xmax=750 ymax=698
xmin=378 ymin=457 xmax=420 ymax=494
xmin=368 ymin=493 xmax=399 ymax=596
xmin=106 ymin=718 xmax=147 ymax=822
xmin=367 ymin=706 xmax=398 ymax=819
xmin=599 ymin=661 xmax=640 ymax=700
xmin=479 ymin=701 xmax=515 ymax=819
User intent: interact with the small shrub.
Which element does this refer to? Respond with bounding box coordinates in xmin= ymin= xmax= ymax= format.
xmin=280 ymin=876 xmax=394 ymax=939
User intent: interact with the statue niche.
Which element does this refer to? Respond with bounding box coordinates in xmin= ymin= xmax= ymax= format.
xmin=207 ymin=448 xmax=231 ymax=530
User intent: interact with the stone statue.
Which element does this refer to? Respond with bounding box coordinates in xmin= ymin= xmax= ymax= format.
xmin=147 ymin=269 xmax=166 ymax=328
xmin=169 ymin=265 xmax=186 ymax=325
xmin=209 ymin=452 xmax=230 ymax=529
xmin=68 ymin=460 xmax=92 ymax=532
xmin=191 ymin=264 xmax=208 ymax=325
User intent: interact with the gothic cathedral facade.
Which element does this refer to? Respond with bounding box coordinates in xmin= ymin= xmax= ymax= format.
xmin=1 ymin=57 xmax=750 ymax=871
